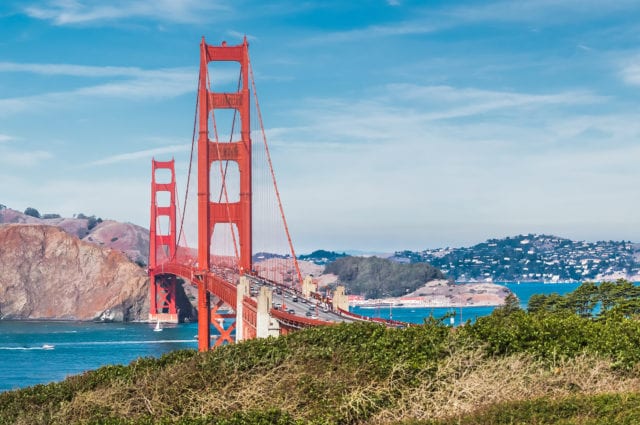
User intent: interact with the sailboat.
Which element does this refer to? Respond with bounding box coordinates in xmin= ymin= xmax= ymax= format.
xmin=153 ymin=319 xmax=163 ymax=332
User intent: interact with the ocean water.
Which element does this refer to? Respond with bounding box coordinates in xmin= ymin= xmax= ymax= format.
xmin=352 ymin=281 xmax=584 ymax=324
xmin=0 ymin=321 xmax=201 ymax=392
xmin=0 ymin=281 xmax=615 ymax=392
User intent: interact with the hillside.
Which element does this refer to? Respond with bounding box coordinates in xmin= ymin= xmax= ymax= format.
xmin=0 ymin=206 xmax=149 ymax=266
xmin=3 ymin=281 xmax=640 ymax=424
xmin=394 ymin=234 xmax=640 ymax=282
xmin=324 ymin=256 xmax=446 ymax=298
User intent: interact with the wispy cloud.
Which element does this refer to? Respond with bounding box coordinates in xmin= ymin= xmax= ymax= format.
xmin=226 ymin=31 xmax=257 ymax=42
xmin=276 ymin=84 xmax=602 ymax=148
xmin=303 ymin=0 xmax=640 ymax=45
xmin=0 ymin=134 xmax=14 ymax=143
xmin=0 ymin=63 xmax=202 ymax=116
xmin=0 ymin=62 xmax=148 ymax=77
xmin=445 ymin=0 xmax=640 ymax=25
xmin=302 ymin=18 xmax=440 ymax=44
xmin=0 ymin=148 xmax=52 ymax=167
xmin=86 ymin=144 xmax=189 ymax=166
xmin=23 ymin=0 xmax=230 ymax=26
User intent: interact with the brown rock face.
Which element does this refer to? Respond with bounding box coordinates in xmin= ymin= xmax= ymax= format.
xmin=0 ymin=224 xmax=150 ymax=321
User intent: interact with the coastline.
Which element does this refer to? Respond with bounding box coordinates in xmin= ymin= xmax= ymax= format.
xmin=350 ymin=298 xmax=505 ymax=309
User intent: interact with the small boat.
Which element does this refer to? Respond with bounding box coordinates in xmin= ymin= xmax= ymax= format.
xmin=153 ymin=320 xmax=163 ymax=332
xmin=42 ymin=344 xmax=55 ymax=350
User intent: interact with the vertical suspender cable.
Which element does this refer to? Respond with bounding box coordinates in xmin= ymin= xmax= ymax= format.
xmin=248 ymin=59 xmax=303 ymax=286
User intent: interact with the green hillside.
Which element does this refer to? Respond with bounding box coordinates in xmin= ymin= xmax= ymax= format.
xmin=324 ymin=256 xmax=445 ymax=298
xmin=3 ymin=281 xmax=640 ymax=424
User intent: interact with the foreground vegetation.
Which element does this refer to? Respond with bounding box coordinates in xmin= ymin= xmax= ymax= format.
xmin=3 ymin=280 xmax=640 ymax=424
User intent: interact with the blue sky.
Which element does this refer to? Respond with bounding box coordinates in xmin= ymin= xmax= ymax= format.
xmin=1 ymin=0 xmax=640 ymax=253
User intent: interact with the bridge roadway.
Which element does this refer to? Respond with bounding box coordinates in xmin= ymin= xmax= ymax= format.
xmin=154 ymin=261 xmax=359 ymax=330
xmin=244 ymin=276 xmax=356 ymax=325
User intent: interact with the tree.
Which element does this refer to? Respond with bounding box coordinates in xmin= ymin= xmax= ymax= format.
xmin=24 ymin=207 xmax=41 ymax=218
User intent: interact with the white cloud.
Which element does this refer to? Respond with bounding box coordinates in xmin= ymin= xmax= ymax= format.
xmin=620 ymin=57 xmax=640 ymax=86
xmin=0 ymin=134 xmax=14 ymax=143
xmin=24 ymin=0 xmax=230 ymax=25
xmin=86 ymin=144 xmax=190 ymax=166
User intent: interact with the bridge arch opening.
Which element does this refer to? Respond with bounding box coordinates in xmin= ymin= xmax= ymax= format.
xmin=209 ymin=108 xmax=243 ymax=143
xmin=210 ymin=160 xmax=240 ymax=203
xmin=207 ymin=61 xmax=241 ymax=93
xmin=154 ymin=168 xmax=172 ymax=184
xmin=210 ymin=222 xmax=240 ymax=263
xmin=155 ymin=191 xmax=171 ymax=208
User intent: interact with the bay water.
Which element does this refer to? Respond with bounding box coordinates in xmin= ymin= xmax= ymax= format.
xmin=0 ymin=281 xmax=588 ymax=392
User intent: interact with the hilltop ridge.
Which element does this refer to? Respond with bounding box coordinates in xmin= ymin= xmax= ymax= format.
xmin=0 ymin=206 xmax=149 ymax=266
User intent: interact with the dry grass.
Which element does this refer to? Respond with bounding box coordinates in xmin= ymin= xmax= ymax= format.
xmin=43 ymin=340 xmax=640 ymax=424
xmin=370 ymin=348 xmax=640 ymax=424
xmin=7 ymin=321 xmax=640 ymax=424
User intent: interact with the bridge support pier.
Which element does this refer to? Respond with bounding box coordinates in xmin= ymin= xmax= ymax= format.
xmin=236 ymin=276 xmax=250 ymax=342
xmin=257 ymin=287 xmax=279 ymax=338
xmin=197 ymin=283 xmax=210 ymax=351
xmin=332 ymin=286 xmax=349 ymax=311
xmin=302 ymin=276 xmax=316 ymax=299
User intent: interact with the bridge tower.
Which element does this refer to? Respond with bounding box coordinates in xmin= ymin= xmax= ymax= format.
xmin=197 ymin=37 xmax=252 ymax=350
xmin=149 ymin=159 xmax=178 ymax=323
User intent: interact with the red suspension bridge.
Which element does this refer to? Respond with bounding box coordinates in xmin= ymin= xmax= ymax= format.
xmin=148 ymin=38 xmax=399 ymax=352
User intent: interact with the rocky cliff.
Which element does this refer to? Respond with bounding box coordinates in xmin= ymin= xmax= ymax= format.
xmin=0 ymin=224 xmax=150 ymax=321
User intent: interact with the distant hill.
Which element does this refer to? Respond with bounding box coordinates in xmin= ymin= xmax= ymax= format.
xmin=393 ymin=234 xmax=640 ymax=282
xmin=324 ymin=256 xmax=446 ymax=298
xmin=0 ymin=206 xmax=149 ymax=266
xmin=298 ymin=249 xmax=348 ymax=265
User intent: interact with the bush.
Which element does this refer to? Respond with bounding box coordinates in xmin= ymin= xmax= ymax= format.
xmin=23 ymin=207 xmax=40 ymax=218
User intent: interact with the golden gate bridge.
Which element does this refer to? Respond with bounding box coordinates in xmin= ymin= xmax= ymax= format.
xmin=148 ymin=37 xmax=401 ymax=352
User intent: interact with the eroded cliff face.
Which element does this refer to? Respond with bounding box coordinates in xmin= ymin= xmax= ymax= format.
xmin=0 ymin=224 xmax=150 ymax=321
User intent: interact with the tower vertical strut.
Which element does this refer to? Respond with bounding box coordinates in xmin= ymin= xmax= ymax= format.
xmin=149 ymin=159 xmax=178 ymax=323
xmin=197 ymin=37 xmax=252 ymax=351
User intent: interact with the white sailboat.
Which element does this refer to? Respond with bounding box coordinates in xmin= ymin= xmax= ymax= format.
xmin=153 ymin=319 xmax=163 ymax=332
